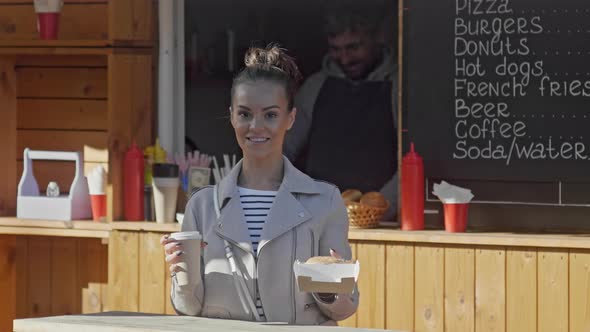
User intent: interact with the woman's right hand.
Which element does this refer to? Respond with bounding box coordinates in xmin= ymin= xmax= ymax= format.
xmin=161 ymin=234 xmax=184 ymax=274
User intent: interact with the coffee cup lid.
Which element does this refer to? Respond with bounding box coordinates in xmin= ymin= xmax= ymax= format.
xmin=170 ymin=231 xmax=202 ymax=240
xmin=153 ymin=163 xmax=179 ymax=178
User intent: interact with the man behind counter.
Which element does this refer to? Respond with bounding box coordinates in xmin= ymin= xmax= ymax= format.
xmin=284 ymin=8 xmax=398 ymax=219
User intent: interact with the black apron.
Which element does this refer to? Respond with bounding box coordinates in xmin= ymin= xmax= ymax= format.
xmin=303 ymin=77 xmax=397 ymax=193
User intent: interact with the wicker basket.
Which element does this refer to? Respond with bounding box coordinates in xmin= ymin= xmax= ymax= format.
xmin=345 ymin=201 xmax=389 ymax=228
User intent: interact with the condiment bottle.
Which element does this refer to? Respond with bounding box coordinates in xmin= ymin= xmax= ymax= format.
xmin=401 ymin=142 xmax=424 ymax=230
xmin=124 ymin=143 xmax=144 ymax=221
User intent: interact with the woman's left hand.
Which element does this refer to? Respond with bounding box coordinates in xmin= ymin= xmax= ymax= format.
xmin=313 ymin=248 xmax=345 ymax=303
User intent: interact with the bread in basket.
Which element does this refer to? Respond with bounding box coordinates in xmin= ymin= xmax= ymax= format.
xmin=342 ymin=190 xmax=389 ymax=228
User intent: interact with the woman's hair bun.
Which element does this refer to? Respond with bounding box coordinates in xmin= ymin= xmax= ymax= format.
xmin=243 ymin=44 xmax=301 ymax=83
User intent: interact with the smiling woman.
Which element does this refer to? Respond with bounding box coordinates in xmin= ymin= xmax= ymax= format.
xmin=231 ymin=78 xmax=296 ymax=162
xmin=229 ymin=45 xmax=301 ymax=187
xmin=162 ymin=45 xmax=359 ymax=325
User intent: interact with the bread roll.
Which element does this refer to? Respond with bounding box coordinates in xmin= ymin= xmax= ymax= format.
xmin=305 ymin=256 xmax=353 ymax=264
xmin=360 ymin=191 xmax=388 ymax=208
xmin=341 ymin=189 xmax=362 ymax=202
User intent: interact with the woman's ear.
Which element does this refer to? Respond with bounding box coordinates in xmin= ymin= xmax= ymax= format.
xmin=287 ymin=107 xmax=297 ymax=130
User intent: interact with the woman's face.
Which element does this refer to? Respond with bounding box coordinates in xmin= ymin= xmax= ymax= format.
xmin=231 ymin=80 xmax=296 ymax=161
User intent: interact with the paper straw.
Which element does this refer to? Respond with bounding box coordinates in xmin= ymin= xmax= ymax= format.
xmin=187 ymin=151 xmax=193 ymax=165
xmin=223 ymin=154 xmax=231 ymax=174
xmin=193 ymin=150 xmax=201 ymax=166
xmin=213 ymin=156 xmax=220 ymax=174
xmin=213 ymin=169 xmax=221 ymax=184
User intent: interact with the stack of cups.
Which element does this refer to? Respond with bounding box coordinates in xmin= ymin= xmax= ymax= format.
xmin=170 ymin=231 xmax=202 ymax=286
xmin=34 ymin=0 xmax=63 ymax=40
xmin=152 ymin=163 xmax=179 ymax=224
xmin=87 ymin=165 xmax=107 ymax=222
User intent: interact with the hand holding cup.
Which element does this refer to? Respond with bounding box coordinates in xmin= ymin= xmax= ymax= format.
xmin=160 ymin=232 xmax=205 ymax=286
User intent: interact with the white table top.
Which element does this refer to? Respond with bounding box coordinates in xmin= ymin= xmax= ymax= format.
xmin=13 ymin=312 xmax=405 ymax=332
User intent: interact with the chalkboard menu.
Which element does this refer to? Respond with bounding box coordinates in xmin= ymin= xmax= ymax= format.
xmin=405 ymin=0 xmax=590 ymax=181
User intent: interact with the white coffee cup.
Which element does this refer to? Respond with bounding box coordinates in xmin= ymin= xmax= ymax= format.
xmin=170 ymin=231 xmax=202 ymax=286
xmin=153 ymin=177 xmax=179 ymax=223
xmin=152 ymin=163 xmax=179 ymax=224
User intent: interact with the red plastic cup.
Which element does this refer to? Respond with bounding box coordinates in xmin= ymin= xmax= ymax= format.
xmin=90 ymin=194 xmax=107 ymax=222
xmin=37 ymin=12 xmax=60 ymax=40
xmin=443 ymin=203 xmax=469 ymax=232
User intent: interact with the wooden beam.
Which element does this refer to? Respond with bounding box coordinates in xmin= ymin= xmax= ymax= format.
xmin=474 ymin=247 xmax=505 ymax=332
xmin=108 ymin=0 xmax=154 ymax=43
xmin=139 ymin=232 xmax=166 ymax=313
xmin=107 ymin=231 xmax=139 ymax=311
xmin=107 ymin=54 xmax=152 ymax=221
xmin=0 ymin=56 xmax=17 ymax=216
xmin=16 ymin=67 xmax=107 ymax=99
xmin=18 ymin=99 xmax=107 ymax=131
xmin=0 ymin=235 xmax=16 ymax=332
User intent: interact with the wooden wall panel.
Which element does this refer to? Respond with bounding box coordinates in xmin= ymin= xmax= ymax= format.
xmin=18 ymin=99 xmax=107 ymax=131
xmin=444 ymin=246 xmax=475 ymax=332
xmin=475 ymin=248 xmax=505 ymax=332
xmin=356 ymin=241 xmax=385 ymax=329
xmin=14 ymin=236 xmax=106 ymax=321
xmin=107 ymin=54 xmax=152 ymax=220
xmin=0 ymin=57 xmax=17 ymax=216
xmin=0 ymin=3 xmax=107 ymax=40
xmin=108 ymin=0 xmax=154 ymax=42
xmin=570 ymin=250 xmax=590 ymax=332
xmin=386 ymin=243 xmax=414 ymax=331
xmin=415 ymin=245 xmax=444 ymax=332
xmin=0 ymin=235 xmax=16 ymax=332
xmin=14 ymin=56 xmax=109 ymax=201
xmin=338 ymin=242 xmax=357 ymax=328
xmin=16 ymin=67 xmax=107 ymax=99
xmin=82 ymin=282 xmax=103 ymax=314
xmin=12 ymin=236 xmax=590 ymax=331
xmin=108 ymin=231 xmax=139 ymax=311
xmin=506 ymin=248 xmax=536 ymax=332
xmin=139 ymin=232 xmax=166 ymax=313
xmin=51 ymin=237 xmax=79 ymax=315
xmin=79 ymin=238 xmax=108 ymax=286
xmin=79 ymin=238 xmax=107 ymax=314
xmin=15 ymin=236 xmax=28 ymax=318
xmin=17 ymin=130 xmax=108 ymax=162
xmin=15 ymin=55 xmax=107 ymax=67
xmin=538 ymin=250 xmax=568 ymax=332
xmin=27 ymin=236 xmax=52 ymax=317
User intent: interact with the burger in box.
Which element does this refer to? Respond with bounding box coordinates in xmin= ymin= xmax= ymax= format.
xmin=293 ymin=256 xmax=360 ymax=293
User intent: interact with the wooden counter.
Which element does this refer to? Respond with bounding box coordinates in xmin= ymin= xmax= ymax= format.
xmin=0 ymin=218 xmax=110 ymax=239
xmin=3 ymin=219 xmax=590 ymax=331
xmin=110 ymin=221 xmax=179 ymax=233
xmin=2 ymin=218 xmax=590 ymax=249
xmin=0 ymin=219 xmax=109 ymax=332
xmin=13 ymin=312 xmax=404 ymax=332
xmin=349 ymin=226 xmax=590 ymax=249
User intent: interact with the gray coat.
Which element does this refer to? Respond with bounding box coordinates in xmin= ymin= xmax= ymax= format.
xmin=171 ymin=157 xmax=359 ymax=325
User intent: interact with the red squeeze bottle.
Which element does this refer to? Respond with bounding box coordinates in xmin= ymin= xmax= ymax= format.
xmin=124 ymin=143 xmax=145 ymax=221
xmin=401 ymin=142 xmax=424 ymax=230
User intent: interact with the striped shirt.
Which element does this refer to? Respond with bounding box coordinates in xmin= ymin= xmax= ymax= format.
xmin=237 ymin=186 xmax=277 ymax=320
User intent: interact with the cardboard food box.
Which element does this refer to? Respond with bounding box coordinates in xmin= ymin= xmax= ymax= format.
xmin=293 ymin=260 xmax=360 ymax=293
